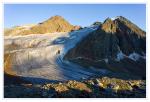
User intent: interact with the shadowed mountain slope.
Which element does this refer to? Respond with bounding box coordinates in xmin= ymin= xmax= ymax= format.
xmin=64 ymin=16 xmax=146 ymax=78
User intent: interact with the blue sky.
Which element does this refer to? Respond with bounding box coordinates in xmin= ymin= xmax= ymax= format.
xmin=4 ymin=4 xmax=146 ymax=30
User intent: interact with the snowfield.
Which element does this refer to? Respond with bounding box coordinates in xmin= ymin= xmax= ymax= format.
xmin=5 ymin=26 xmax=103 ymax=83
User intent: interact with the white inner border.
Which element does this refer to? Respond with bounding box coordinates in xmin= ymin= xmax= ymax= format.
xmin=0 ymin=0 xmax=149 ymax=102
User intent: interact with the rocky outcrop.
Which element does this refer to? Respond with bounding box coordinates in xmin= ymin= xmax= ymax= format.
xmin=4 ymin=76 xmax=146 ymax=98
xmin=64 ymin=16 xmax=146 ymax=78
xmin=73 ymin=25 xmax=82 ymax=31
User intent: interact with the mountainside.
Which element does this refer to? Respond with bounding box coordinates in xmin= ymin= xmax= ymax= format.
xmin=4 ymin=15 xmax=80 ymax=36
xmin=64 ymin=16 xmax=146 ymax=79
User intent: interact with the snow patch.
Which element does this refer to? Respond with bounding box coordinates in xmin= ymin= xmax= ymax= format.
xmin=104 ymin=58 xmax=108 ymax=63
xmin=111 ymin=17 xmax=116 ymax=21
xmin=69 ymin=35 xmax=76 ymax=39
xmin=111 ymin=16 xmax=120 ymax=21
xmin=115 ymin=51 xmax=145 ymax=62
xmin=116 ymin=51 xmax=125 ymax=61
xmin=61 ymin=26 xmax=99 ymax=57
xmin=128 ymin=52 xmax=141 ymax=61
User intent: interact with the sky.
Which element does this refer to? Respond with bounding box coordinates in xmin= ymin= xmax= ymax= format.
xmin=4 ymin=4 xmax=146 ymax=30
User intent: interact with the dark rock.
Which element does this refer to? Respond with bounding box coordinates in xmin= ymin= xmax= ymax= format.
xmin=64 ymin=16 xmax=146 ymax=78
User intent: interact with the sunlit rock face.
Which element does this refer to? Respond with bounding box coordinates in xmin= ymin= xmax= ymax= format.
xmin=64 ymin=16 xmax=146 ymax=78
xmin=4 ymin=15 xmax=81 ymax=36
xmin=101 ymin=18 xmax=117 ymax=33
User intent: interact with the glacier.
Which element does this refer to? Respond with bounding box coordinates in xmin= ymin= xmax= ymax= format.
xmin=4 ymin=26 xmax=102 ymax=83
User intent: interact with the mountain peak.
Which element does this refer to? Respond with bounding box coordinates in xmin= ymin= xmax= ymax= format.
xmin=100 ymin=16 xmax=145 ymax=36
xmin=103 ymin=16 xmax=129 ymax=23
xmin=49 ymin=15 xmax=64 ymax=20
xmin=110 ymin=16 xmax=125 ymax=21
xmin=101 ymin=17 xmax=117 ymax=33
xmin=92 ymin=21 xmax=102 ymax=26
xmin=115 ymin=16 xmax=145 ymax=37
xmin=42 ymin=15 xmax=65 ymax=24
xmin=104 ymin=16 xmax=124 ymax=21
xmin=104 ymin=17 xmax=112 ymax=22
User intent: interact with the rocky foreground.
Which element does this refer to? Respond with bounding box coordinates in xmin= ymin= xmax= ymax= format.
xmin=4 ymin=76 xmax=146 ymax=98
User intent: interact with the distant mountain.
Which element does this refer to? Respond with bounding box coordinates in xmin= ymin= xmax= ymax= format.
xmin=92 ymin=21 xmax=102 ymax=26
xmin=4 ymin=24 xmax=36 ymax=36
xmin=64 ymin=16 xmax=146 ymax=79
xmin=4 ymin=15 xmax=81 ymax=36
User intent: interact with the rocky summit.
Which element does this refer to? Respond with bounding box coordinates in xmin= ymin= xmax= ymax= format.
xmin=64 ymin=16 xmax=146 ymax=79
xmin=4 ymin=15 xmax=81 ymax=36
